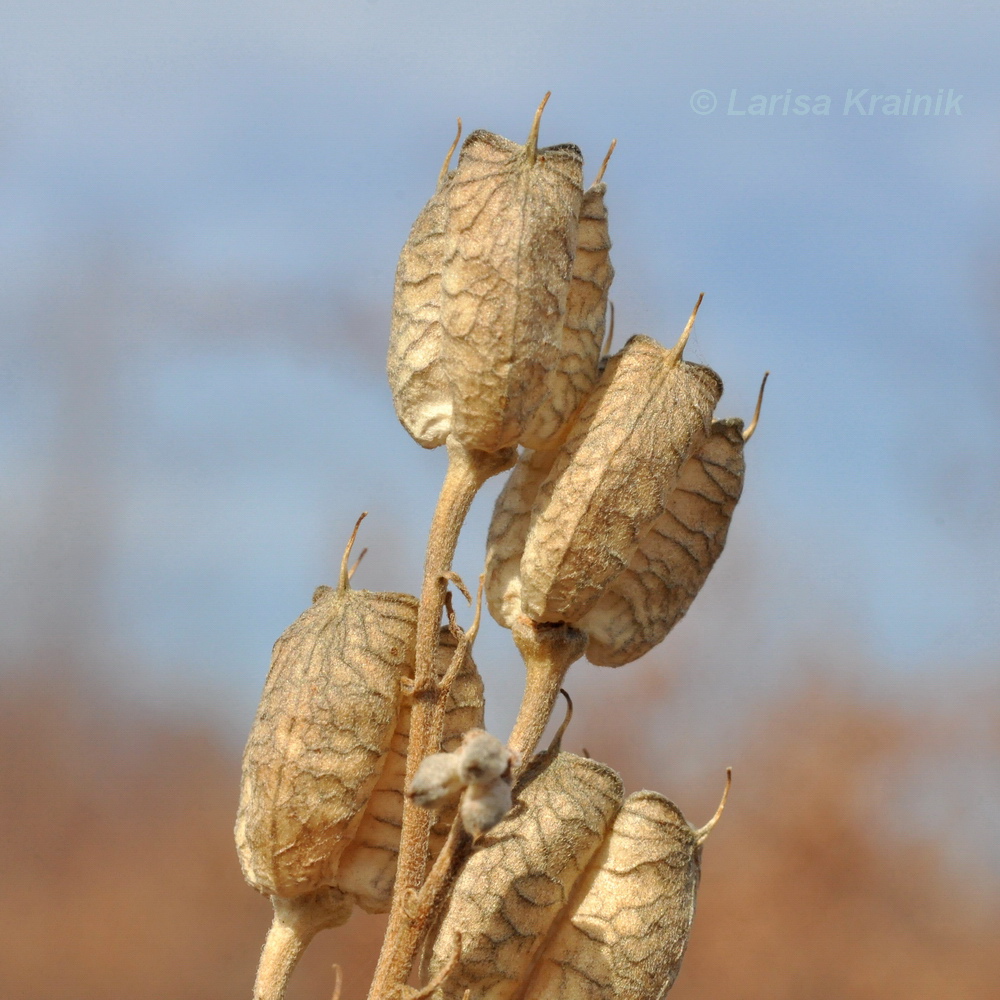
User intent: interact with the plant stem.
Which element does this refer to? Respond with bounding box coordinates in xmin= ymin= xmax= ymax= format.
xmin=253 ymin=891 xmax=351 ymax=1000
xmin=367 ymin=438 xmax=513 ymax=1000
xmin=507 ymin=619 xmax=587 ymax=771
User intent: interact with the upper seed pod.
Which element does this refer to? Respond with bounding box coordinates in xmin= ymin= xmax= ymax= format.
xmin=388 ymin=95 xmax=585 ymax=453
xmin=489 ymin=299 xmax=722 ymax=629
xmin=520 ymin=141 xmax=616 ymax=451
xmin=579 ymin=376 xmax=766 ymax=665
xmin=523 ymin=774 xmax=730 ymax=1000
xmin=426 ymin=751 xmax=624 ymax=1000
xmin=388 ymin=121 xmax=462 ymax=448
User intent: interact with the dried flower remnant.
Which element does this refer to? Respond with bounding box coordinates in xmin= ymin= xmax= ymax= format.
xmin=580 ymin=375 xmax=768 ymax=666
xmin=459 ymin=776 xmax=514 ymax=839
xmin=408 ymin=752 xmax=464 ymax=809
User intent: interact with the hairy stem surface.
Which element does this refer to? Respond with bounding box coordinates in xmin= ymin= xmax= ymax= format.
xmin=367 ymin=438 xmax=513 ymax=1000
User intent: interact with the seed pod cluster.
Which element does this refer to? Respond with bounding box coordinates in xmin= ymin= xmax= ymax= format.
xmin=424 ymin=752 xmax=728 ymax=1000
xmin=388 ymin=95 xmax=616 ymax=455
xmin=486 ymin=300 xmax=765 ymax=667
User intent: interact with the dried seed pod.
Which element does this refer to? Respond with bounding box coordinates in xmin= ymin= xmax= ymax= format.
xmin=388 ymin=121 xmax=463 ymax=448
xmin=337 ymin=626 xmax=485 ymax=914
xmin=517 ymin=303 xmax=723 ymax=625
xmin=235 ymin=516 xmax=419 ymax=998
xmin=441 ymin=95 xmax=584 ymax=453
xmin=457 ymin=728 xmax=512 ymax=785
xmin=426 ymin=752 xmax=624 ymax=1000
xmin=459 ymin=776 xmax=513 ymax=838
xmin=235 ymin=539 xmax=416 ymax=902
xmin=523 ymin=775 xmax=730 ymax=1000
xmin=520 ymin=142 xmax=616 ymax=451
xmin=578 ymin=379 xmax=764 ymax=665
xmin=485 ymin=445 xmax=559 ymax=629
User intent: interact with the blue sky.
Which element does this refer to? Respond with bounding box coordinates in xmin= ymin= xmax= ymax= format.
xmin=1 ymin=2 xmax=998 ymax=739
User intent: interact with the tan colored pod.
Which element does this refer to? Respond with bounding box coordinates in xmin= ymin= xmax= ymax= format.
xmin=441 ymin=98 xmax=584 ymax=453
xmin=519 ymin=317 xmax=723 ymax=626
xmin=485 ymin=446 xmax=558 ymax=629
xmin=521 ymin=144 xmax=616 ymax=451
xmin=579 ymin=416 xmax=746 ymax=666
xmin=235 ymin=578 xmax=417 ymax=901
xmin=522 ymin=783 xmax=727 ymax=1000
xmin=426 ymin=751 xmax=624 ymax=1000
xmin=336 ymin=627 xmax=485 ymax=913
xmin=388 ymin=123 xmax=462 ymax=448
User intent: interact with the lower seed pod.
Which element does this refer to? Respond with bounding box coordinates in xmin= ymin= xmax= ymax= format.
xmin=337 ymin=627 xmax=485 ymax=913
xmin=235 ymin=517 xmax=422 ymax=999
xmin=521 ymin=777 xmax=728 ymax=1000
xmin=425 ymin=751 xmax=624 ymax=1000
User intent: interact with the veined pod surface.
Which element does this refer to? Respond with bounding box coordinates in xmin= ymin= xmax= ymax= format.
xmin=578 ymin=415 xmax=747 ymax=666
xmin=521 ymin=787 xmax=724 ymax=1000
xmin=388 ymin=124 xmax=461 ymax=448
xmin=235 ymin=580 xmax=418 ymax=902
xmin=520 ymin=147 xmax=615 ymax=452
xmin=517 ymin=323 xmax=723 ymax=626
xmin=441 ymin=100 xmax=584 ymax=453
xmin=426 ymin=751 xmax=623 ymax=1000
xmin=337 ymin=627 xmax=485 ymax=912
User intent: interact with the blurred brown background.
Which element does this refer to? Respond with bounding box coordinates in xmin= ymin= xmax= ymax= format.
xmin=2 ymin=654 xmax=997 ymax=1000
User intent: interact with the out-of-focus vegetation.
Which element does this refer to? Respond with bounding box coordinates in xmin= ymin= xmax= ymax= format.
xmin=1 ymin=660 xmax=996 ymax=1000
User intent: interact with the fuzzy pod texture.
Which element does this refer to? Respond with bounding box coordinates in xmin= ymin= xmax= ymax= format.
xmin=521 ymin=791 xmax=708 ymax=1000
xmin=235 ymin=584 xmax=418 ymax=902
xmin=426 ymin=751 xmax=624 ymax=1000
xmin=440 ymin=127 xmax=584 ymax=453
xmin=337 ymin=627 xmax=485 ymax=913
xmin=485 ymin=446 xmax=559 ymax=629
xmin=578 ymin=417 xmax=747 ymax=665
xmin=387 ymin=164 xmax=454 ymax=448
xmin=487 ymin=332 xmax=722 ymax=633
xmin=520 ymin=174 xmax=613 ymax=451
